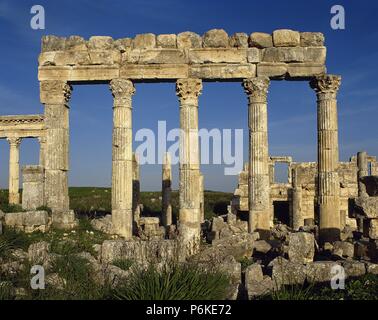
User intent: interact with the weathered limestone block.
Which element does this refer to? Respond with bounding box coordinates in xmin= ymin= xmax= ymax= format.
xmin=288 ymin=232 xmax=315 ymax=264
xmin=114 ymin=38 xmax=133 ymax=52
xmin=52 ymin=210 xmax=77 ymax=230
xmin=22 ymin=165 xmax=44 ymax=210
xmin=300 ymin=32 xmax=325 ymax=47
xmin=366 ymin=263 xmax=378 ymax=275
xmin=65 ymin=36 xmax=87 ymax=50
xmin=246 ymin=48 xmax=261 ymax=63
xmin=190 ymin=64 xmax=255 ymax=79
xmin=41 ymin=35 xmax=66 ymax=52
xmin=287 ymin=63 xmax=326 ymax=78
xmin=256 ymin=62 xmax=287 ymax=78
xmin=88 ymin=36 xmax=114 ymax=50
xmin=341 ymin=260 xmax=366 ymax=278
xmin=355 ymin=197 xmax=378 ymax=218
xmin=369 ymin=219 xmax=378 ymax=239
xmin=248 ymin=32 xmax=273 ymax=48
xmin=177 ymin=31 xmax=202 ymax=49
xmin=332 ymin=241 xmax=355 ymax=258
xmin=38 ymin=52 xmax=57 ymax=66
xmin=4 ymin=211 xmax=49 ymax=233
xmin=245 ymin=264 xmax=273 ymax=298
xmin=303 ymin=47 xmax=326 ymax=63
xmin=91 ymin=215 xmax=114 ymax=234
xmin=305 ymin=261 xmax=341 ymax=283
xmin=263 ymin=47 xmax=304 ymax=63
xmin=188 ymin=48 xmax=246 ymax=64
xmin=156 ymin=34 xmax=177 ymax=48
xmin=229 ymin=33 xmax=249 ymax=48
xmin=253 ymin=240 xmax=272 ymax=254
xmin=101 ymin=239 xmax=180 ymax=265
xmin=121 ymin=64 xmax=188 ymax=79
xmin=202 ymin=29 xmax=229 ymax=48
xmin=127 ymin=49 xmax=187 ymax=64
xmin=270 ymin=257 xmax=307 ymax=289
xmin=273 ymin=29 xmax=300 ymax=47
xmin=137 ymin=217 xmax=165 ymax=240
xmin=133 ymin=33 xmax=156 ymax=49
xmin=88 ymin=50 xmax=121 ymax=65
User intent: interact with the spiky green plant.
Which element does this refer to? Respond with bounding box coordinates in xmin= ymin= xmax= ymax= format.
xmin=114 ymin=263 xmax=230 ymax=300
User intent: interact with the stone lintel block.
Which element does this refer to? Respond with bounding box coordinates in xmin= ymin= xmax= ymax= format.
xmin=39 ymin=66 xmax=120 ymax=82
xmin=263 ymin=47 xmax=304 ymax=63
xmin=88 ymin=50 xmax=121 ymax=65
xmin=125 ymin=49 xmax=187 ymax=64
xmin=300 ymin=32 xmax=325 ymax=47
xmin=256 ymin=62 xmax=287 ymax=78
xmin=177 ymin=32 xmax=202 ymax=49
xmin=249 ymin=32 xmax=273 ymax=48
xmin=189 ymin=63 xmax=256 ymax=80
xmin=188 ymin=48 xmax=247 ymax=64
xmin=22 ymin=165 xmax=44 ymax=182
xmin=88 ymin=36 xmax=114 ymax=50
xmin=287 ymin=63 xmax=326 ymax=79
xmin=156 ymin=34 xmax=177 ymax=48
xmin=303 ymin=47 xmax=327 ymax=64
xmin=273 ymin=29 xmax=300 ymax=47
xmin=133 ymin=33 xmax=156 ymax=49
xmin=247 ymin=48 xmax=261 ymax=63
xmin=121 ymin=64 xmax=188 ymax=80
xmin=229 ymin=33 xmax=249 ymax=48
xmin=202 ymin=29 xmax=229 ymax=48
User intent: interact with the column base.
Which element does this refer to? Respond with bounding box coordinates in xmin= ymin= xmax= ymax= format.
xmin=52 ymin=210 xmax=78 ymax=230
xmin=178 ymin=208 xmax=201 ymax=257
xmin=249 ymin=209 xmax=271 ymax=239
xmin=9 ymin=193 xmax=20 ymax=205
xmin=112 ymin=208 xmax=133 ymax=239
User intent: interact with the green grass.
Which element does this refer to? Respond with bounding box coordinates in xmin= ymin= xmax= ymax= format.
xmin=114 ymin=263 xmax=230 ymax=300
xmin=112 ymin=258 xmax=134 ymax=271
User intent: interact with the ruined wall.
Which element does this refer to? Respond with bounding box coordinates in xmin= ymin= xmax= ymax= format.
xmin=38 ymin=29 xmax=326 ymax=82
xmin=232 ymin=154 xmax=377 ymax=228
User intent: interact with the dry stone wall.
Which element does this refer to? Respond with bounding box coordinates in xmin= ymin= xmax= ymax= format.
xmin=38 ymin=29 xmax=326 ymax=82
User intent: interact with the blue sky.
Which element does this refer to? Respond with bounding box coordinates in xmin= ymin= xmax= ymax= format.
xmin=0 ymin=0 xmax=377 ymax=191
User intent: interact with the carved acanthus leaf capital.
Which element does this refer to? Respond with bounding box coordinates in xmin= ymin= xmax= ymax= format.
xmin=40 ymin=81 xmax=72 ymax=104
xmin=176 ymin=78 xmax=202 ymax=103
xmin=7 ymin=137 xmax=22 ymax=147
xmin=310 ymin=75 xmax=341 ymax=94
xmin=243 ymin=77 xmax=270 ymax=99
xmin=110 ymin=79 xmax=135 ymax=99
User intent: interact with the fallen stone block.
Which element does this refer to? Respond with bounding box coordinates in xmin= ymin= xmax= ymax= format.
xmin=288 ymin=232 xmax=315 ymax=264
xmin=273 ymin=29 xmax=300 ymax=47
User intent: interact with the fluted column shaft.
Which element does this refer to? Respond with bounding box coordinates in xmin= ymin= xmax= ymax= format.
xmin=38 ymin=136 xmax=46 ymax=168
xmin=40 ymin=81 xmax=71 ymax=214
xmin=176 ymin=78 xmax=202 ymax=255
xmin=357 ymin=151 xmax=368 ymax=197
xmin=7 ymin=137 xmax=21 ymax=204
xmin=310 ymin=74 xmax=341 ymax=242
xmin=132 ymin=153 xmax=141 ymax=223
xmin=110 ymin=79 xmax=135 ymax=239
xmin=162 ymin=152 xmax=172 ymax=227
xmin=243 ymin=77 xmax=271 ymax=235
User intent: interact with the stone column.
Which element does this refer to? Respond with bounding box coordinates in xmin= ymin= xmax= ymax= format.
xmin=243 ymin=77 xmax=271 ymax=236
xmin=310 ymin=74 xmax=341 ymax=242
xmin=357 ymin=151 xmax=368 ymax=196
xmin=176 ymin=78 xmax=202 ymax=255
xmin=40 ymin=81 xmax=74 ymax=228
xmin=38 ymin=136 xmax=46 ymax=168
xmin=162 ymin=152 xmax=172 ymax=227
xmin=21 ymin=165 xmax=44 ymax=210
xmin=132 ymin=153 xmax=141 ymax=223
xmin=110 ymin=79 xmax=135 ymax=239
xmin=199 ymin=173 xmax=205 ymax=223
xmin=291 ymin=168 xmax=303 ymax=230
xmin=7 ymin=137 xmax=21 ymax=205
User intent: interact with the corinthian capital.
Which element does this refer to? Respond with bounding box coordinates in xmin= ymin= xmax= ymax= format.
xmin=243 ymin=77 xmax=270 ymax=100
xmin=310 ymin=74 xmax=341 ymax=95
xmin=7 ymin=137 xmax=22 ymax=147
xmin=176 ymin=78 xmax=202 ymax=104
xmin=40 ymin=81 xmax=72 ymax=104
xmin=110 ymin=79 xmax=135 ymax=99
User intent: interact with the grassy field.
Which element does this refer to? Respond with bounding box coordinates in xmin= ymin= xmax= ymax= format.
xmin=0 ymin=187 xmax=233 ymax=221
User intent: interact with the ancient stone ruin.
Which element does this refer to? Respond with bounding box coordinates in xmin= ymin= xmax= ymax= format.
xmin=0 ymin=29 xmax=378 ymax=299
